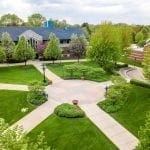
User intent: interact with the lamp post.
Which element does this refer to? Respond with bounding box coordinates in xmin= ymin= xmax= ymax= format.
xmin=105 ymin=85 xmax=108 ymax=96
xmin=41 ymin=63 xmax=46 ymax=83
xmin=134 ymin=57 xmax=137 ymax=69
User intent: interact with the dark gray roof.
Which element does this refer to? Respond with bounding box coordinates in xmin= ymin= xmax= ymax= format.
xmin=0 ymin=26 xmax=85 ymax=41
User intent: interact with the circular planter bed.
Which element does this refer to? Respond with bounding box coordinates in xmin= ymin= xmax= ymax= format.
xmin=54 ymin=103 xmax=85 ymax=118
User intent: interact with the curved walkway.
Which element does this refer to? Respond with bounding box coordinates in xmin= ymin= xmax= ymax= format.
xmin=119 ymin=67 xmax=145 ymax=82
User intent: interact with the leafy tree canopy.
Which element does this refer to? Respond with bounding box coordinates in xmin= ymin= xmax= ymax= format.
xmin=1 ymin=32 xmax=15 ymax=62
xmin=0 ymin=118 xmax=51 ymax=150
xmin=86 ymin=21 xmax=121 ymax=71
xmin=27 ymin=13 xmax=46 ymax=27
xmin=70 ymin=34 xmax=87 ymax=63
xmin=0 ymin=13 xmax=23 ymax=26
xmin=44 ymin=33 xmax=61 ymax=63
xmin=143 ymin=46 xmax=150 ymax=80
xmin=13 ymin=36 xmax=35 ymax=65
xmin=0 ymin=46 xmax=6 ymax=62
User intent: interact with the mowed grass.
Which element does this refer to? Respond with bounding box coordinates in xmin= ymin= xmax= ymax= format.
xmin=0 ymin=90 xmax=36 ymax=125
xmin=46 ymin=61 xmax=114 ymax=82
xmin=29 ymin=114 xmax=117 ymax=150
xmin=110 ymin=85 xmax=150 ymax=137
xmin=0 ymin=65 xmax=43 ymax=84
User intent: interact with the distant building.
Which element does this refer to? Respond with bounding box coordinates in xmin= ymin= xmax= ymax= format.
xmin=129 ymin=44 xmax=144 ymax=61
xmin=129 ymin=41 xmax=150 ymax=62
xmin=0 ymin=26 xmax=85 ymax=59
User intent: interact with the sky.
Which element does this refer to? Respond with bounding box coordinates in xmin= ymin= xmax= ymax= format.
xmin=0 ymin=0 xmax=150 ymax=25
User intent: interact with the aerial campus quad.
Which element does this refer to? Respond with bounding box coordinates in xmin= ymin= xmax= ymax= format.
xmin=0 ymin=1 xmax=150 ymax=150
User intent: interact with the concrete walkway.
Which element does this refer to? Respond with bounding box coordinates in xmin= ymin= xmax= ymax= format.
xmin=0 ymin=83 xmax=28 ymax=91
xmin=0 ymin=60 xmax=139 ymax=149
xmin=0 ymin=59 xmax=86 ymax=68
xmin=32 ymin=61 xmax=63 ymax=83
xmin=11 ymin=99 xmax=59 ymax=132
xmin=119 ymin=67 xmax=145 ymax=82
xmin=80 ymin=104 xmax=139 ymax=150
xmin=45 ymin=80 xmax=139 ymax=150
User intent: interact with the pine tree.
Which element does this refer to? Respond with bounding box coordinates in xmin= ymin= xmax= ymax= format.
xmin=44 ymin=33 xmax=61 ymax=64
xmin=14 ymin=36 xmax=35 ymax=66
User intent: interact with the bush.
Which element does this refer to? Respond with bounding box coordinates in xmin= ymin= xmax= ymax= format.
xmin=136 ymin=112 xmax=150 ymax=150
xmin=130 ymin=79 xmax=150 ymax=88
xmin=77 ymin=64 xmax=89 ymax=77
xmin=143 ymin=66 xmax=150 ymax=81
xmin=88 ymin=68 xmax=106 ymax=78
xmin=27 ymin=81 xmax=48 ymax=105
xmin=54 ymin=103 xmax=85 ymax=118
xmin=64 ymin=64 xmax=77 ymax=77
xmin=115 ymin=63 xmax=128 ymax=69
xmin=64 ymin=63 xmax=106 ymax=80
xmin=99 ymin=83 xmax=131 ymax=113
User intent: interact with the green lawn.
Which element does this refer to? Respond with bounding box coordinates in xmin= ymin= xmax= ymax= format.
xmin=0 ymin=90 xmax=36 ymax=125
xmin=0 ymin=65 xmax=43 ymax=84
xmin=29 ymin=114 xmax=117 ymax=150
xmin=47 ymin=61 xmax=116 ymax=82
xmin=108 ymin=85 xmax=150 ymax=137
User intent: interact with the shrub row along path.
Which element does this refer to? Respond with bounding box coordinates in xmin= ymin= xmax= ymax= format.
xmin=0 ymin=60 xmax=139 ymax=150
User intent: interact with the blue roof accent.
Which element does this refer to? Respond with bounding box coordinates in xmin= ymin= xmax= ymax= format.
xmin=0 ymin=26 xmax=85 ymax=41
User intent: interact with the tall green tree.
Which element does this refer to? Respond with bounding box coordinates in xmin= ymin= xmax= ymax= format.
xmin=53 ymin=19 xmax=68 ymax=28
xmin=14 ymin=37 xmax=35 ymax=66
xmin=0 ymin=13 xmax=23 ymax=26
xmin=143 ymin=47 xmax=150 ymax=80
xmin=0 ymin=46 xmax=6 ymax=62
xmin=0 ymin=118 xmax=51 ymax=150
xmin=27 ymin=13 xmax=46 ymax=27
xmin=86 ymin=21 xmax=121 ymax=71
xmin=119 ymin=25 xmax=132 ymax=56
xmin=44 ymin=33 xmax=61 ymax=64
xmin=141 ymin=26 xmax=150 ymax=40
xmin=1 ymin=32 xmax=15 ymax=62
xmin=135 ymin=31 xmax=145 ymax=47
xmin=70 ymin=34 xmax=87 ymax=63
xmin=81 ymin=22 xmax=92 ymax=36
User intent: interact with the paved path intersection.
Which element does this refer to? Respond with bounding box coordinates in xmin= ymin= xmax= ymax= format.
xmin=0 ymin=61 xmax=139 ymax=150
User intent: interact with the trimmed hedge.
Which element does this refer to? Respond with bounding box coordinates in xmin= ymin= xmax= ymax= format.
xmin=115 ymin=63 xmax=128 ymax=69
xmin=63 ymin=63 xmax=106 ymax=79
xmin=54 ymin=103 xmax=85 ymax=118
xmin=130 ymin=79 xmax=150 ymax=88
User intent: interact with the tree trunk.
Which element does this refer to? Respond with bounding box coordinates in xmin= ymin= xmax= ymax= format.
xmin=25 ymin=60 xmax=27 ymax=66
